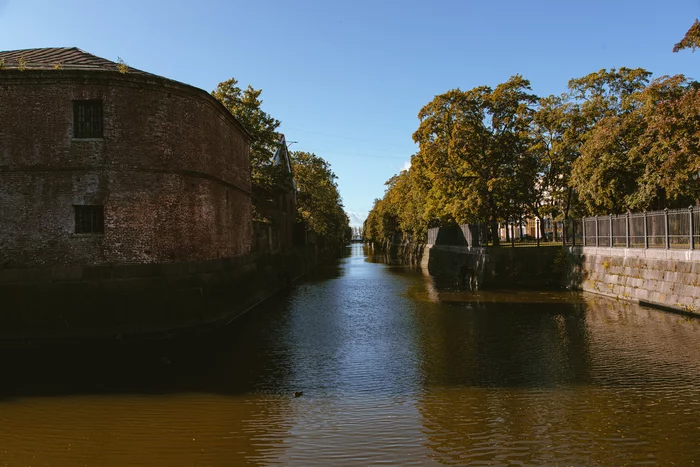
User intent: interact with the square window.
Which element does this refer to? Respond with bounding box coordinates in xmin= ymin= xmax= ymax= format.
xmin=73 ymin=100 xmax=103 ymax=139
xmin=74 ymin=205 xmax=104 ymax=234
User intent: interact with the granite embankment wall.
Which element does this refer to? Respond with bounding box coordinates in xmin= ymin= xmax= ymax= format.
xmin=419 ymin=243 xmax=700 ymax=314
xmin=421 ymin=245 xmax=564 ymax=289
xmin=568 ymin=247 xmax=700 ymax=314
xmin=0 ymin=246 xmax=321 ymax=340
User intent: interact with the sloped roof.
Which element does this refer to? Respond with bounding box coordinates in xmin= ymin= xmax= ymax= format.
xmin=0 ymin=47 xmax=253 ymax=141
xmin=0 ymin=47 xmax=148 ymax=74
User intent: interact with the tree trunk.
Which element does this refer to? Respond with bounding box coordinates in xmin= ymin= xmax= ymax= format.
xmin=490 ymin=218 xmax=500 ymax=247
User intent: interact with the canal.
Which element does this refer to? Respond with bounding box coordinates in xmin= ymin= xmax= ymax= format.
xmin=2 ymin=243 xmax=700 ymax=465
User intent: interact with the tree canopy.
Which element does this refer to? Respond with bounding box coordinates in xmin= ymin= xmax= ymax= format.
xmin=291 ymin=151 xmax=349 ymax=243
xmin=212 ymin=78 xmax=288 ymax=196
xmin=674 ymin=19 xmax=700 ymax=53
xmin=365 ymin=65 xmax=700 ymax=247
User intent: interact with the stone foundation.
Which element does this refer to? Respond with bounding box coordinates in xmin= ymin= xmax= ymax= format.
xmin=0 ymin=246 xmax=319 ymax=340
xmin=421 ymin=245 xmax=564 ymax=289
xmin=569 ymin=247 xmax=700 ymax=315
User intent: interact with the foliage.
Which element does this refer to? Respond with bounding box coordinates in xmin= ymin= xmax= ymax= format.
xmin=529 ymin=94 xmax=584 ymax=219
xmin=367 ymin=63 xmax=700 ymax=245
xmin=116 ymin=57 xmax=129 ymax=74
xmin=635 ymin=76 xmax=700 ymax=205
xmin=290 ymin=151 xmax=349 ymax=243
xmin=567 ymin=68 xmax=653 ymax=214
xmin=411 ymin=76 xmax=538 ymax=243
xmin=212 ymin=78 xmax=288 ymax=197
xmin=673 ymin=19 xmax=700 ymax=53
xmin=17 ymin=54 xmax=26 ymax=71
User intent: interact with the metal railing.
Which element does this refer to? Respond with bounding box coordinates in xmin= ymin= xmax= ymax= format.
xmin=426 ymin=219 xmax=564 ymax=248
xmin=568 ymin=206 xmax=699 ymax=250
xmin=425 ymin=206 xmax=700 ymax=251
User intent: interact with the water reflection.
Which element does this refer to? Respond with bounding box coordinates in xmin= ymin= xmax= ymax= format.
xmin=1 ymin=244 xmax=700 ymax=465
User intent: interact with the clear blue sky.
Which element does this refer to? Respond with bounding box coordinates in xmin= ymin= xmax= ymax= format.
xmin=1 ymin=0 xmax=698 ymax=225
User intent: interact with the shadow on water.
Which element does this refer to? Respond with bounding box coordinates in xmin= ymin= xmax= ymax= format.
xmin=0 ymin=262 xmax=348 ymax=401
xmin=0 ymin=249 xmax=358 ymax=400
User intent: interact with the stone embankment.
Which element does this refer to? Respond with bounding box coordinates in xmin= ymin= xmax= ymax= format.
xmin=421 ymin=244 xmax=564 ymax=289
xmin=568 ymin=247 xmax=700 ymax=314
xmin=417 ymin=242 xmax=699 ymax=315
xmin=0 ymin=246 xmax=324 ymax=340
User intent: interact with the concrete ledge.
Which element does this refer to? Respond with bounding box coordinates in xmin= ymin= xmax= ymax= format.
xmin=578 ymin=246 xmax=700 ymax=262
xmin=582 ymin=287 xmax=699 ymax=318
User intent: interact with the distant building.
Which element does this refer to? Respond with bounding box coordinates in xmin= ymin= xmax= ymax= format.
xmin=0 ymin=47 xmax=253 ymax=269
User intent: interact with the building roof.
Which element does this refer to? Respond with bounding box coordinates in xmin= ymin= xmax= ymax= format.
xmin=0 ymin=47 xmax=253 ymax=141
xmin=0 ymin=47 xmax=148 ymax=74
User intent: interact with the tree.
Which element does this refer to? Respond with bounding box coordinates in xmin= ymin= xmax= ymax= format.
xmin=290 ymin=151 xmax=349 ymax=243
xmin=635 ymin=76 xmax=700 ymax=206
xmin=568 ymin=68 xmax=652 ymax=214
xmin=529 ymin=95 xmax=585 ymax=220
xmin=673 ymin=19 xmax=700 ymax=53
xmin=212 ymin=78 xmax=287 ymax=196
xmin=412 ymin=75 xmax=538 ymax=244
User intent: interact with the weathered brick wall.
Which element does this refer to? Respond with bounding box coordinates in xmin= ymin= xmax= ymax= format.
xmin=0 ymin=70 xmax=252 ymax=267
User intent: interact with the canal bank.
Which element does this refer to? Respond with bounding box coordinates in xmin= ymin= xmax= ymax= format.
xmin=0 ymin=244 xmax=339 ymax=340
xmin=567 ymin=246 xmax=700 ymax=315
xmin=407 ymin=241 xmax=699 ymax=315
xmin=421 ymin=244 xmax=565 ymax=289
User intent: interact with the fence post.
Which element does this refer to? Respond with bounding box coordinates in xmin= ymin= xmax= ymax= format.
xmin=595 ymin=215 xmax=599 ymax=247
xmin=643 ymin=212 xmax=648 ymax=249
xmin=581 ymin=218 xmax=586 ymax=246
xmin=690 ymin=206 xmax=695 ymax=251
xmin=572 ymin=220 xmax=577 ymax=246
xmin=625 ymin=212 xmax=630 ymax=249
xmin=609 ymin=213 xmax=613 ymax=248
xmin=664 ymin=207 xmax=670 ymax=249
xmin=536 ymin=217 xmax=540 ymax=247
xmin=511 ymin=223 xmax=515 ymax=248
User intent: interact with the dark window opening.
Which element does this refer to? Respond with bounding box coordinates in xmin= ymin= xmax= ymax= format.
xmin=73 ymin=100 xmax=103 ymax=138
xmin=74 ymin=205 xmax=104 ymax=234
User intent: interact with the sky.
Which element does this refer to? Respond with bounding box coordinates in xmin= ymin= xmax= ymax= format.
xmin=1 ymin=0 xmax=699 ymax=226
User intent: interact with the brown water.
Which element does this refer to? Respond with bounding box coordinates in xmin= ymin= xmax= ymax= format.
xmin=2 ymin=244 xmax=700 ymax=466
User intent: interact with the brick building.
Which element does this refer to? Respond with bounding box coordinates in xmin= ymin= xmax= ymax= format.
xmin=0 ymin=47 xmax=253 ymax=269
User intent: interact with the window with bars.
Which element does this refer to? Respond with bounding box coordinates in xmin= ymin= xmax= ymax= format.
xmin=74 ymin=205 xmax=104 ymax=234
xmin=73 ymin=100 xmax=103 ymax=138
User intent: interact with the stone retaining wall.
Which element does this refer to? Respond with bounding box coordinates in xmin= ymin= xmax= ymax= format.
xmin=570 ymin=247 xmax=700 ymax=315
xmin=421 ymin=245 xmax=564 ymax=289
xmin=0 ymin=246 xmax=320 ymax=340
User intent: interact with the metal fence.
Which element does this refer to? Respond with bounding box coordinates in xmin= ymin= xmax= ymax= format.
xmin=569 ymin=207 xmax=699 ymax=250
xmin=426 ymin=219 xmax=564 ymax=248
xmin=425 ymin=206 xmax=700 ymax=250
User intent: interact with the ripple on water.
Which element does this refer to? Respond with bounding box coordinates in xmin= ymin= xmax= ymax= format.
xmin=2 ymin=245 xmax=700 ymax=465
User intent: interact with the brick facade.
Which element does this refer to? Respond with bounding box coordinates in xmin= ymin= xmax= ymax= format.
xmin=0 ymin=69 xmax=252 ymax=268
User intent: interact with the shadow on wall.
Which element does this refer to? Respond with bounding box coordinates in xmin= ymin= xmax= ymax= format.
xmin=423 ymin=245 xmax=566 ymax=290
xmin=563 ymin=247 xmax=587 ymax=290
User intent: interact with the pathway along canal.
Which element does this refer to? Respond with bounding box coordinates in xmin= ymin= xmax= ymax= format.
xmin=2 ymin=244 xmax=700 ymax=465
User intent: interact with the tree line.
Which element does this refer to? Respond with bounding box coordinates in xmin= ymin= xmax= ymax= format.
xmin=364 ymin=22 xmax=700 ymax=246
xmin=211 ymin=78 xmax=350 ymax=246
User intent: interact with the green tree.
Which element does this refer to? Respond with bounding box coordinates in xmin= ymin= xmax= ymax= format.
xmin=673 ymin=19 xmax=700 ymax=53
xmin=412 ymin=75 xmax=538 ymax=244
xmin=634 ymin=75 xmax=700 ymax=206
xmin=290 ymin=151 xmax=349 ymax=243
xmin=529 ymin=95 xmax=585 ymax=220
xmin=212 ymin=78 xmax=287 ymax=196
xmin=568 ymin=68 xmax=652 ymax=214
